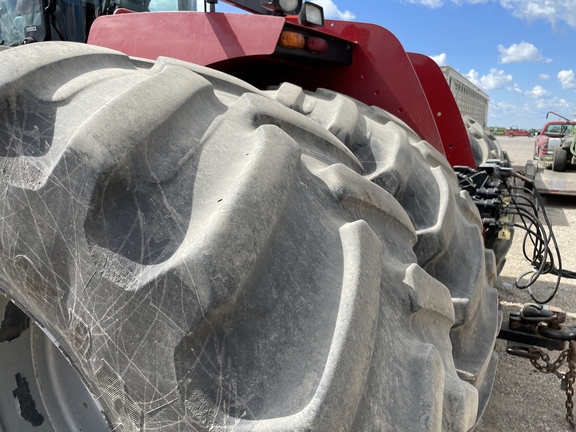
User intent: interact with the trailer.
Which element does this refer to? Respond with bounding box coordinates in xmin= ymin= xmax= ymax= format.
xmin=440 ymin=65 xmax=489 ymax=128
xmin=525 ymin=160 xmax=576 ymax=195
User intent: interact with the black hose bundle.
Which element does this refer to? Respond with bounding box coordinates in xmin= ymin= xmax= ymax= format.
xmin=508 ymin=173 xmax=576 ymax=303
xmin=455 ymin=165 xmax=574 ymax=304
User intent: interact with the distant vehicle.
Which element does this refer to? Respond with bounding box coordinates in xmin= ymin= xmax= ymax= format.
xmin=526 ymin=113 xmax=576 ymax=195
xmin=504 ymin=127 xmax=531 ymax=137
xmin=487 ymin=126 xmax=505 ymax=135
xmin=533 ymin=114 xmax=576 ymax=163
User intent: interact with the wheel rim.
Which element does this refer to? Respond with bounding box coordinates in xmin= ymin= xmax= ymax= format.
xmin=0 ymin=295 xmax=110 ymax=432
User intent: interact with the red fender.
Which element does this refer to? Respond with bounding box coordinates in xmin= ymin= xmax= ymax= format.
xmin=88 ymin=12 xmax=475 ymax=166
xmin=407 ymin=53 xmax=476 ymax=167
xmin=88 ymin=12 xmax=285 ymax=66
xmin=290 ymin=19 xmax=445 ymax=157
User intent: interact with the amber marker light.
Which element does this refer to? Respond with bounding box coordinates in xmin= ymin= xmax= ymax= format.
xmin=279 ymin=31 xmax=306 ymax=49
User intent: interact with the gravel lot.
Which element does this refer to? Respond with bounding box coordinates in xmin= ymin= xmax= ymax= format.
xmin=475 ymin=135 xmax=576 ymax=432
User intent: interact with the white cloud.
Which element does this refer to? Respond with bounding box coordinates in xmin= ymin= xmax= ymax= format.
xmin=430 ymin=53 xmax=448 ymax=66
xmin=406 ymin=0 xmax=491 ymax=7
xmin=539 ymin=74 xmax=550 ymax=80
xmin=500 ymin=0 xmax=576 ymax=29
xmin=488 ymin=97 xmax=576 ymax=128
xmin=497 ymin=41 xmax=551 ymax=64
xmin=406 ymin=0 xmax=443 ymax=8
xmin=489 ymin=100 xmax=517 ymax=116
xmin=507 ymin=83 xmax=522 ymax=94
xmin=493 ymin=101 xmax=516 ymax=110
xmin=467 ymin=68 xmax=513 ymax=92
xmin=558 ymin=70 xmax=576 ymax=89
xmin=532 ymin=96 xmax=573 ymax=110
xmin=524 ymin=85 xmax=551 ymax=98
xmin=314 ymin=0 xmax=355 ymax=19
xmin=404 ymin=0 xmax=576 ymax=29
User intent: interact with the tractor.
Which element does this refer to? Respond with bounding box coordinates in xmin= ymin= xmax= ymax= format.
xmin=0 ymin=0 xmax=518 ymax=430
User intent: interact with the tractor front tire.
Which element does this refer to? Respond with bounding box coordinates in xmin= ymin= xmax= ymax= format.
xmin=0 ymin=43 xmax=499 ymax=432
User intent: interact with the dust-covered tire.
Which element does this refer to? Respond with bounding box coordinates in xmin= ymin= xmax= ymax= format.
xmin=0 ymin=43 xmax=499 ymax=431
xmin=463 ymin=115 xmax=506 ymax=167
xmin=552 ymin=147 xmax=568 ymax=172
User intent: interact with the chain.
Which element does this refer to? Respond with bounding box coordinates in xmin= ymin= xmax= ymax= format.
xmin=530 ymin=341 xmax=576 ymax=429
xmin=566 ymin=341 xmax=576 ymax=428
xmin=530 ymin=347 xmax=570 ymax=373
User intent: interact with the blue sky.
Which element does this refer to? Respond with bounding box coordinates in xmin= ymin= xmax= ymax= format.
xmin=200 ymin=0 xmax=576 ymax=129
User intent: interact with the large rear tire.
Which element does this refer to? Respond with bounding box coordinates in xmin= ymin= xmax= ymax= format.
xmin=464 ymin=115 xmax=505 ymax=166
xmin=0 ymin=43 xmax=499 ymax=431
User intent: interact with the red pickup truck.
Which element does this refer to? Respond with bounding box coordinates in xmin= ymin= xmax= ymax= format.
xmin=533 ymin=120 xmax=576 ymax=161
xmin=504 ymin=128 xmax=531 ymax=137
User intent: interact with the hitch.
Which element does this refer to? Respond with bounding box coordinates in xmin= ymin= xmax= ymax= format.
xmin=498 ymin=303 xmax=576 ymax=429
xmin=498 ymin=303 xmax=568 ymax=351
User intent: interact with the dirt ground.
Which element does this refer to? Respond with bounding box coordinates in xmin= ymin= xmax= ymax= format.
xmin=475 ymin=135 xmax=576 ymax=431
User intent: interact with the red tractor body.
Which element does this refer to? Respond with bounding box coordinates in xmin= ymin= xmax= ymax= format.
xmin=87 ymin=11 xmax=477 ymax=167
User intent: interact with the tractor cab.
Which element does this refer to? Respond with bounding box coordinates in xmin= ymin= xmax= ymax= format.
xmin=0 ymin=0 xmax=45 ymax=45
xmin=0 ymin=0 xmax=104 ymax=44
xmin=0 ymin=0 xmax=197 ymax=45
